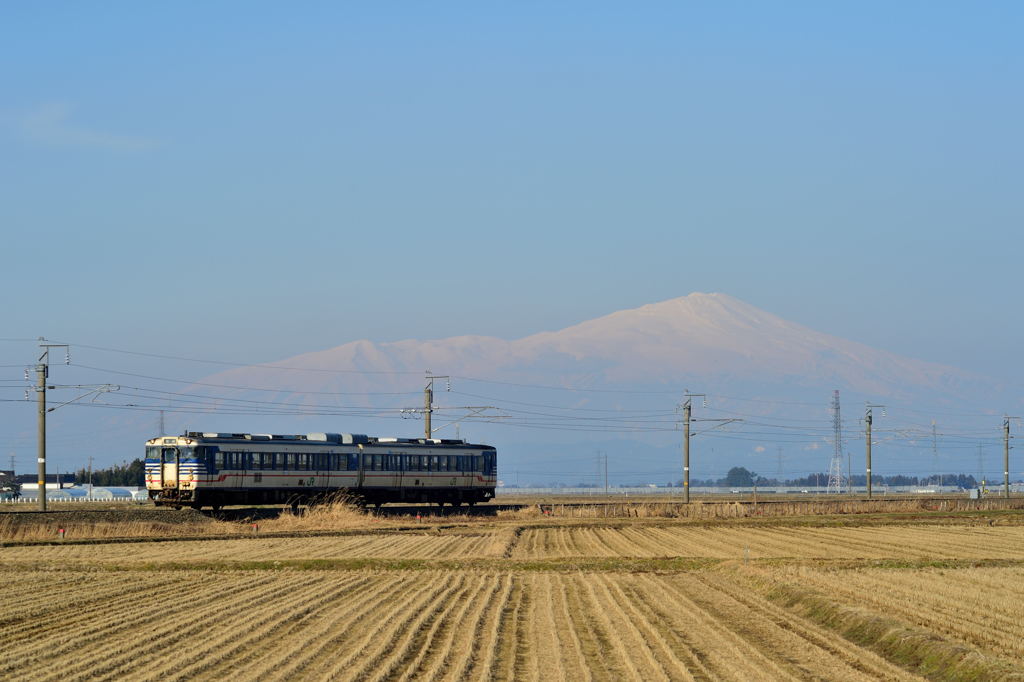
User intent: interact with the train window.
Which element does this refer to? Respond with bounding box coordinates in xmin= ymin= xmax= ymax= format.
xmin=373 ymin=454 xmax=383 ymax=471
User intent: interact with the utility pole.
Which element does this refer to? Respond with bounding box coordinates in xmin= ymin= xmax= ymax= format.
xmin=88 ymin=456 xmax=94 ymax=498
xmin=424 ymin=382 xmax=432 ymax=439
xmin=422 ymin=373 xmax=449 ymax=439
xmin=35 ymin=339 xmax=69 ymax=512
xmin=1004 ymin=417 xmax=1015 ymax=499
xmin=402 ymin=374 xmax=496 ymax=438
xmin=679 ymin=392 xmax=736 ymax=504
xmin=36 ymin=355 xmax=46 ymax=510
xmin=932 ymin=421 xmax=941 ymax=489
xmin=865 ymin=404 xmax=885 ymax=500
xmin=604 ymin=453 xmax=608 ymax=496
xmin=682 ymin=396 xmax=696 ymax=503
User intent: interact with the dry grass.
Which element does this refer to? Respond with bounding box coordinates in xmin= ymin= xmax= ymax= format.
xmin=0 ymin=514 xmax=243 ymax=543
xmin=256 ymin=496 xmax=382 ymax=533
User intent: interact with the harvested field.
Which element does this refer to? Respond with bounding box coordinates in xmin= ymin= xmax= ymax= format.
xmin=0 ymin=530 xmax=511 ymax=564
xmin=512 ymin=524 xmax=1024 ymax=560
xmin=6 ymin=506 xmax=1024 ymax=680
xmin=0 ymin=567 xmax=924 ymax=682
xmin=758 ymin=565 xmax=1024 ymax=662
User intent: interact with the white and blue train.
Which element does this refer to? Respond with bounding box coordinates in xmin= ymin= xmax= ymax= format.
xmin=145 ymin=431 xmax=497 ymax=510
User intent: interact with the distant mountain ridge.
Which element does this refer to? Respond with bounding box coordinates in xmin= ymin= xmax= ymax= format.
xmin=201 ymin=293 xmax=982 ymax=401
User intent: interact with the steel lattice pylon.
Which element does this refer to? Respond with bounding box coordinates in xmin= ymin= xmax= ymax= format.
xmin=827 ymin=390 xmax=845 ymax=494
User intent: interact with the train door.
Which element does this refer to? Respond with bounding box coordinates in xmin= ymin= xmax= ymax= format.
xmin=237 ymin=452 xmax=247 ymax=489
xmin=317 ymin=452 xmax=330 ymax=492
xmin=395 ymin=452 xmax=405 ymax=491
xmin=161 ymin=447 xmax=179 ymax=489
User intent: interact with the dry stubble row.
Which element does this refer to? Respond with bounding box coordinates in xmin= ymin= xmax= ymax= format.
xmin=511 ymin=525 xmax=1024 ymax=559
xmin=0 ymin=531 xmax=508 ymax=565
xmin=762 ymin=565 xmax=1024 ymax=661
xmin=0 ymin=568 xmax=925 ymax=682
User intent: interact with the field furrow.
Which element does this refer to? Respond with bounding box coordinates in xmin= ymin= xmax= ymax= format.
xmin=770 ymin=566 xmax=1024 ymax=660
xmin=60 ymin=573 xmax=320 ymax=682
xmin=689 ymin=572 xmax=924 ymax=680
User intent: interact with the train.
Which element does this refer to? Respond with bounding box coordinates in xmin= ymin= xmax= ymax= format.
xmin=145 ymin=431 xmax=497 ymax=510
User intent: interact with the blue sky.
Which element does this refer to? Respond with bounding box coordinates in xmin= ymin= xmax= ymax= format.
xmin=2 ymin=1 xmax=1022 ymax=380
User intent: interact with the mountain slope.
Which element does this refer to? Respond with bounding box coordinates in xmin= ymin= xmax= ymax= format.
xmin=201 ymin=292 xmax=979 ymax=401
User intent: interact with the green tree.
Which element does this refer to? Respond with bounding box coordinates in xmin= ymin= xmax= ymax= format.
xmin=74 ymin=459 xmax=146 ymax=487
xmin=723 ymin=467 xmax=755 ymax=487
xmin=0 ymin=474 xmax=20 ymax=498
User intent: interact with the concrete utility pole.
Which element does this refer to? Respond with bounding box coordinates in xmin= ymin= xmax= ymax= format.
xmin=36 ymin=359 xmax=46 ymax=511
xmin=422 ymin=372 xmax=450 ymax=438
xmin=865 ymin=404 xmax=885 ymax=500
xmin=35 ymin=339 xmax=69 ymax=512
xmin=680 ymin=392 xmax=738 ymax=504
xmin=682 ymin=398 xmax=693 ymax=503
xmin=603 ymin=453 xmax=608 ymax=495
xmin=424 ymin=382 xmax=432 ymax=439
xmin=1004 ymin=417 xmax=1013 ymax=499
xmin=402 ymin=373 xmax=497 ymax=439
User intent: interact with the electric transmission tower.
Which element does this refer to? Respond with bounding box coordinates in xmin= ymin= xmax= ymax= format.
xmin=827 ymin=390 xmax=845 ymax=494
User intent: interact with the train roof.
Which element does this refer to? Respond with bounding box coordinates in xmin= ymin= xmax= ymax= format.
xmin=163 ymin=431 xmax=493 ymax=449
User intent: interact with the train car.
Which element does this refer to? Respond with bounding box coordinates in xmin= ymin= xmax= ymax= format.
xmin=145 ymin=431 xmax=497 ymax=510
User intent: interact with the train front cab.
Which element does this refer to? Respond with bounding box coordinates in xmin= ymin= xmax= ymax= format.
xmin=145 ymin=440 xmax=200 ymax=508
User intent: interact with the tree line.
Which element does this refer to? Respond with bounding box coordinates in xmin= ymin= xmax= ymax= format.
xmin=73 ymin=459 xmax=146 ymax=487
xmin=687 ymin=467 xmax=981 ymax=489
